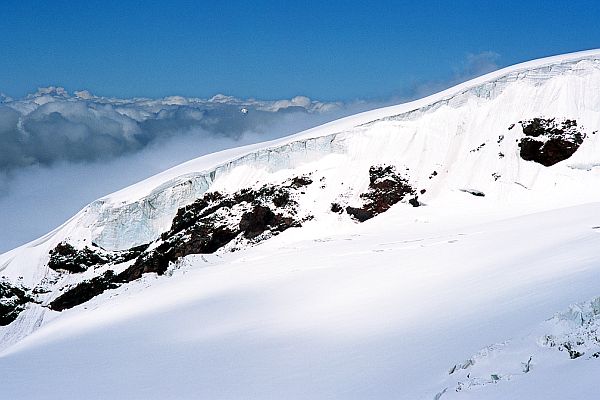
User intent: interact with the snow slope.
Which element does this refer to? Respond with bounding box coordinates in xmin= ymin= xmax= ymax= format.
xmin=2 ymin=49 xmax=600 ymax=399
xmin=2 ymin=203 xmax=600 ymax=399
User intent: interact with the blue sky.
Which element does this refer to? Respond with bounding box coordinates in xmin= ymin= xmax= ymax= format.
xmin=2 ymin=0 xmax=600 ymax=101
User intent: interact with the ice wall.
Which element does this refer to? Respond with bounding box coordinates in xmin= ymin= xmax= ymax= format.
xmin=89 ymin=133 xmax=343 ymax=250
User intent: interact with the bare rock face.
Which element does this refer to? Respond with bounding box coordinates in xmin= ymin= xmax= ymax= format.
xmin=240 ymin=206 xmax=276 ymax=239
xmin=518 ymin=118 xmax=587 ymax=166
xmin=346 ymin=165 xmax=418 ymax=222
xmin=48 ymin=242 xmax=107 ymax=273
xmin=49 ymin=272 xmax=119 ymax=312
xmin=46 ymin=167 xmax=417 ymax=312
xmin=48 ymin=178 xmax=311 ymax=311
xmin=48 ymin=242 xmax=148 ymax=274
xmin=0 ymin=281 xmax=34 ymax=325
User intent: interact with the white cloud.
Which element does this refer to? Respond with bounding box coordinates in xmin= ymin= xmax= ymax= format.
xmin=0 ymin=89 xmax=347 ymax=174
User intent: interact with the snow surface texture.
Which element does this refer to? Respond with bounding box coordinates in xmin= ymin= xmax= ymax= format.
xmin=1 ymin=49 xmax=600 ymax=399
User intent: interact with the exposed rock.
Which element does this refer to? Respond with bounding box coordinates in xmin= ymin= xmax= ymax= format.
xmin=408 ymin=197 xmax=421 ymax=207
xmin=289 ymin=176 xmax=313 ymax=188
xmin=470 ymin=143 xmax=486 ymax=152
xmin=112 ymin=243 xmax=150 ymax=264
xmin=517 ymin=118 xmax=587 ymax=166
xmin=48 ymin=242 xmax=107 ymax=273
xmin=330 ymin=203 xmax=343 ymax=213
xmin=121 ymin=184 xmax=304 ymax=282
xmin=49 ymin=271 xmax=119 ymax=312
xmin=119 ymin=226 xmax=239 ymax=283
xmin=272 ymin=192 xmax=290 ymax=208
xmin=563 ymin=342 xmax=584 ymax=359
xmin=240 ymin=205 xmax=276 ymax=239
xmin=460 ymin=189 xmax=485 ymax=197
xmin=48 ymin=241 xmax=149 ymax=275
xmin=346 ymin=165 xmax=418 ymax=222
xmin=48 ymin=178 xmax=310 ymax=311
xmin=0 ymin=281 xmax=34 ymax=325
xmin=345 ymin=206 xmax=375 ymax=222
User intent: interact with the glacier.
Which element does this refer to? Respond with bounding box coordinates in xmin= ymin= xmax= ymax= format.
xmin=18 ymin=49 xmax=600 ymax=254
xmin=1 ymin=49 xmax=600 ymax=399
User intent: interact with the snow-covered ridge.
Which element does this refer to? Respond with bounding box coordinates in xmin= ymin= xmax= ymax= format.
xmin=86 ymin=133 xmax=341 ymax=249
xmin=367 ymin=57 xmax=600 ymax=125
xmin=1 ymin=48 xmax=600 ymax=262
xmin=0 ymin=50 xmax=599 ymax=294
xmin=88 ymin=49 xmax=600 ymax=196
xmin=74 ymin=49 xmax=600 ymax=250
xmin=95 ymin=49 xmax=600 ymax=200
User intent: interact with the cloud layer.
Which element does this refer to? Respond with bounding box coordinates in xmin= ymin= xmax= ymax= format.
xmin=0 ymin=51 xmax=500 ymax=252
xmin=0 ymin=88 xmax=343 ymax=175
xmin=0 ymin=88 xmax=373 ymax=252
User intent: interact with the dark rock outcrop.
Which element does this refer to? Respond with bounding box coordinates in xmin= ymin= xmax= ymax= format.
xmin=330 ymin=203 xmax=343 ymax=213
xmin=0 ymin=281 xmax=34 ymax=325
xmin=517 ymin=118 xmax=586 ymax=166
xmin=48 ymin=242 xmax=107 ymax=273
xmin=346 ymin=165 xmax=418 ymax=222
xmin=289 ymin=176 xmax=313 ymax=188
xmin=48 ymin=178 xmax=310 ymax=311
xmin=240 ymin=205 xmax=276 ymax=239
xmin=119 ymin=186 xmax=303 ymax=283
xmin=48 ymin=242 xmax=148 ymax=274
xmin=49 ymin=271 xmax=119 ymax=311
xmin=460 ymin=189 xmax=485 ymax=197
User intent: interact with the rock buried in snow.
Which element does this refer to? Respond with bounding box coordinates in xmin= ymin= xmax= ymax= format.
xmin=460 ymin=189 xmax=485 ymax=197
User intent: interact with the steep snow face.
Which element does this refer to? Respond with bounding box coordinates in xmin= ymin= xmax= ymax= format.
xmin=85 ymin=133 xmax=342 ymax=250
xmin=41 ymin=51 xmax=600 ymax=253
xmin=1 ymin=49 xmax=600 ymax=363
